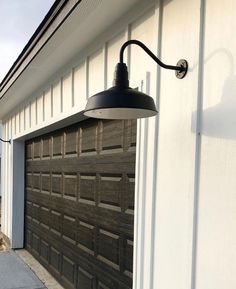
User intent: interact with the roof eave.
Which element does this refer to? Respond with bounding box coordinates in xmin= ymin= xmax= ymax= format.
xmin=0 ymin=0 xmax=81 ymax=99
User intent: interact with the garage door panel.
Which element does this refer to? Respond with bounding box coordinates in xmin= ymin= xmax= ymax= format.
xmin=64 ymin=128 xmax=78 ymax=156
xmin=26 ymin=219 xmax=132 ymax=285
xmin=27 ymin=191 xmax=134 ymax=238
xmin=42 ymin=136 xmax=51 ymax=158
xmin=25 ymin=119 xmax=136 ymax=289
xmin=27 ymin=152 xmax=136 ymax=171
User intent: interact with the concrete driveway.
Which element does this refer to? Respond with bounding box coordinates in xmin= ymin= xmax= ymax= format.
xmin=0 ymin=250 xmax=46 ymax=289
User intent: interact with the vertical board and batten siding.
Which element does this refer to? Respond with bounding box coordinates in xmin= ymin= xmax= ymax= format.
xmin=1 ymin=0 xmax=236 ymax=289
xmin=130 ymin=9 xmax=158 ymax=289
xmin=153 ymin=1 xmax=201 ymax=289
xmin=196 ymin=1 xmax=236 ymax=289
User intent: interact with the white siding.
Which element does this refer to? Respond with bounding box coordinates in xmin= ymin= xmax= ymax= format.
xmin=52 ymin=80 xmax=61 ymax=117
xmin=30 ymin=99 xmax=37 ymax=128
xmin=196 ymin=0 xmax=236 ymax=289
xmin=11 ymin=116 xmax=15 ymax=137
xmin=73 ymin=61 xmax=87 ymax=111
xmin=25 ymin=106 xmax=30 ymax=131
xmin=15 ymin=112 xmax=20 ymax=135
xmin=131 ymin=9 xmax=158 ymax=289
xmin=62 ymin=72 xmax=73 ymax=114
xmin=44 ymin=88 xmax=52 ymax=121
xmin=36 ymin=94 xmax=44 ymax=125
xmin=20 ymin=109 xmax=24 ymax=133
xmin=153 ymin=1 xmax=201 ymax=289
xmin=88 ymin=48 xmax=104 ymax=97
xmin=1 ymin=1 xmax=236 ymax=289
xmin=107 ymin=32 xmax=127 ymax=87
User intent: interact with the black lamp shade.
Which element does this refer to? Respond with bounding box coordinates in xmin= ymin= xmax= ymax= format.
xmin=84 ymin=86 xmax=158 ymax=119
xmin=84 ymin=62 xmax=157 ymax=119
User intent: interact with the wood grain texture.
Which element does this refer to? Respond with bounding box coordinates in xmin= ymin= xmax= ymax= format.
xmin=25 ymin=118 xmax=136 ymax=289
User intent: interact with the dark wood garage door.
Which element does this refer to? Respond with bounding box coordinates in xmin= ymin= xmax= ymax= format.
xmin=25 ymin=118 xmax=136 ymax=289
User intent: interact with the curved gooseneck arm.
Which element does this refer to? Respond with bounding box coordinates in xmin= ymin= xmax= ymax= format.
xmin=119 ymin=39 xmax=188 ymax=76
xmin=0 ymin=138 xmax=11 ymax=144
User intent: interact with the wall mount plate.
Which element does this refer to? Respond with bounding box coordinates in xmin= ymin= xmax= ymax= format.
xmin=175 ymin=59 xmax=188 ymax=79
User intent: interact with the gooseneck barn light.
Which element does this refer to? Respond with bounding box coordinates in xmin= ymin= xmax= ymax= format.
xmin=84 ymin=40 xmax=188 ymax=119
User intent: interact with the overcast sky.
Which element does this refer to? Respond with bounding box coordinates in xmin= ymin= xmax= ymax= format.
xmin=0 ymin=0 xmax=55 ymax=82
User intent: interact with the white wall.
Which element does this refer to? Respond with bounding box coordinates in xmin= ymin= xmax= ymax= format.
xmin=2 ymin=0 xmax=236 ymax=289
xmin=196 ymin=1 xmax=236 ymax=288
xmin=153 ymin=0 xmax=201 ymax=288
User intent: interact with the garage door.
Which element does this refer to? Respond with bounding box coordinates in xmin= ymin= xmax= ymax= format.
xmin=25 ymin=118 xmax=136 ymax=289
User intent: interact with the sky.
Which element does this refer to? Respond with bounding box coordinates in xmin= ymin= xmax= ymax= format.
xmin=0 ymin=0 xmax=55 ymax=82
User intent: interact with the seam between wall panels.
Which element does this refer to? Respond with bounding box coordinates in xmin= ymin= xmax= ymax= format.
xmin=60 ymin=77 xmax=63 ymax=113
xmin=1 ymin=126 xmax=4 ymax=230
xmin=29 ymin=103 xmax=31 ymax=129
xmin=70 ymin=71 xmax=73 ymax=111
xmin=2 ymin=124 xmax=5 ymax=233
xmin=24 ymin=107 xmax=26 ymax=131
xmin=191 ymin=0 xmax=206 ymax=289
xmin=133 ymin=119 xmax=142 ymax=289
xmin=136 ymin=118 xmax=149 ymax=289
xmin=6 ymin=122 xmax=9 ymax=237
xmin=149 ymin=1 xmax=163 ymax=289
xmin=9 ymin=119 xmax=13 ymax=242
xmin=85 ymin=56 xmax=89 ymax=100
xmin=1 ymin=124 xmax=6 ymax=233
xmin=132 ymin=77 xmax=150 ymax=289
xmin=43 ymin=92 xmax=45 ymax=122
xmin=35 ymin=97 xmax=38 ymax=126
xmin=51 ymin=85 xmax=54 ymax=117
xmin=126 ymin=24 xmax=132 ymax=71
xmin=103 ymin=42 xmax=108 ymax=90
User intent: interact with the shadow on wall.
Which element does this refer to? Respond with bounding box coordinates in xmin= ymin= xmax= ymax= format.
xmin=192 ymin=49 xmax=236 ymax=139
